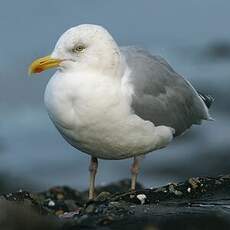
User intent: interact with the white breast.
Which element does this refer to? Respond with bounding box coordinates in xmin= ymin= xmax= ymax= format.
xmin=44 ymin=70 xmax=174 ymax=160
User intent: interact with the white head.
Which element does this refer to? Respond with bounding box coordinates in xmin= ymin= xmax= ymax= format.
xmin=29 ymin=24 xmax=123 ymax=76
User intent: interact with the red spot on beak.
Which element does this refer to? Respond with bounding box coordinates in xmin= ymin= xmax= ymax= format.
xmin=35 ymin=67 xmax=44 ymax=73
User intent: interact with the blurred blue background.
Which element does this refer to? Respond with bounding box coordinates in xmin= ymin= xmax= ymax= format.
xmin=0 ymin=0 xmax=229 ymax=192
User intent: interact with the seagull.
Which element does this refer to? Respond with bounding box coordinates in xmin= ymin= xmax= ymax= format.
xmin=29 ymin=24 xmax=213 ymax=200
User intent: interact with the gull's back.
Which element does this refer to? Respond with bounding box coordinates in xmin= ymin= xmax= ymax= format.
xmin=121 ymin=47 xmax=213 ymax=136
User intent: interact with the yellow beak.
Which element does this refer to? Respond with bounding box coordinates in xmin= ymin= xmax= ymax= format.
xmin=28 ymin=55 xmax=62 ymax=75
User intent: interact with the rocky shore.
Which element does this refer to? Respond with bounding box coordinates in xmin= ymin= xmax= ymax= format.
xmin=0 ymin=175 xmax=230 ymax=230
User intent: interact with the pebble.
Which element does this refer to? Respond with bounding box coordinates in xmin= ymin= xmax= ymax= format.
xmin=95 ymin=191 xmax=111 ymax=202
xmin=55 ymin=210 xmax=64 ymax=216
xmin=188 ymin=178 xmax=200 ymax=189
xmin=59 ymin=210 xmax=80 ymax=219
xmin=168 ymin=184 xmax=183 ymax=196
xmin=109 ymin=202 xmax=121 ymax=208
xmin=48 ymin=200 xmax=55 ymax=207
xmin=137 ymin=194 xmax=147 ymax=205
xmin=57 ymin=193 xmax=64 ymax=200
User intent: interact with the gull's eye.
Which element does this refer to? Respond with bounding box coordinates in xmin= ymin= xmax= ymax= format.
xmin=72 ymin=45 xmax=85 ymax=53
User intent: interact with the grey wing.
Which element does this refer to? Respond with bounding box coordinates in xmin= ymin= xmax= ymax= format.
xmin=121 ymin=47 xmax=211 ymax=136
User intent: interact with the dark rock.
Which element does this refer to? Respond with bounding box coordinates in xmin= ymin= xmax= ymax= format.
xmin=0 ymin=176 xmax=230 ymax=230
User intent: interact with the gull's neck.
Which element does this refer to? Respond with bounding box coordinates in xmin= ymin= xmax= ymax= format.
xmin=89 ymin=43 xmax=125 ymax=78
xmin=101 ymin=43 xmax=125 ymax=78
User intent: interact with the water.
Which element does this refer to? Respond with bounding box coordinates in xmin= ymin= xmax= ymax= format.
xmin=0 ymin=0 xmax=230 ymax=192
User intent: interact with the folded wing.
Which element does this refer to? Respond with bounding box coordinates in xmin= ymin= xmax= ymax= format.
xmin=122 ymin=47 xmax=211 ymax=136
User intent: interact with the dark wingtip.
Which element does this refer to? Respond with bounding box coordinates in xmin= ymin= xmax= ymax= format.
xmin=198 ymin=92 xmax=214 ymax=108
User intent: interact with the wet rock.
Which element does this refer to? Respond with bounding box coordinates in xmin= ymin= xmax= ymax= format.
xmin=0 ymin=176 xmax=230 ymax=230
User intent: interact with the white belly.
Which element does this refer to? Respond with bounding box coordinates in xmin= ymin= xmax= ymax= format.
xmin=44 ymin=71 xmax=173 ymax=160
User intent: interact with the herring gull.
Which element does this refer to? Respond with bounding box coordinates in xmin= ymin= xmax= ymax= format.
xmin=29 ymin=24 xmax=214 ymax=200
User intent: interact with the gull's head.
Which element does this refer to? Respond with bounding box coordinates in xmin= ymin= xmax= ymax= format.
xmin=29 ymin=24 xmax=121 ymax=75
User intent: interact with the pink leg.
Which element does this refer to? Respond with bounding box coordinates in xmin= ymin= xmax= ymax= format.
xmin=88 ymin=157 xmax=98 ymax=200
xmin=130 ymin=156 xmax=140 ymax=191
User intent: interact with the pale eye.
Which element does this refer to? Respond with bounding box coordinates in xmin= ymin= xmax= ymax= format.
xmin=72 ymin=45 xmax=85 ymax=53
